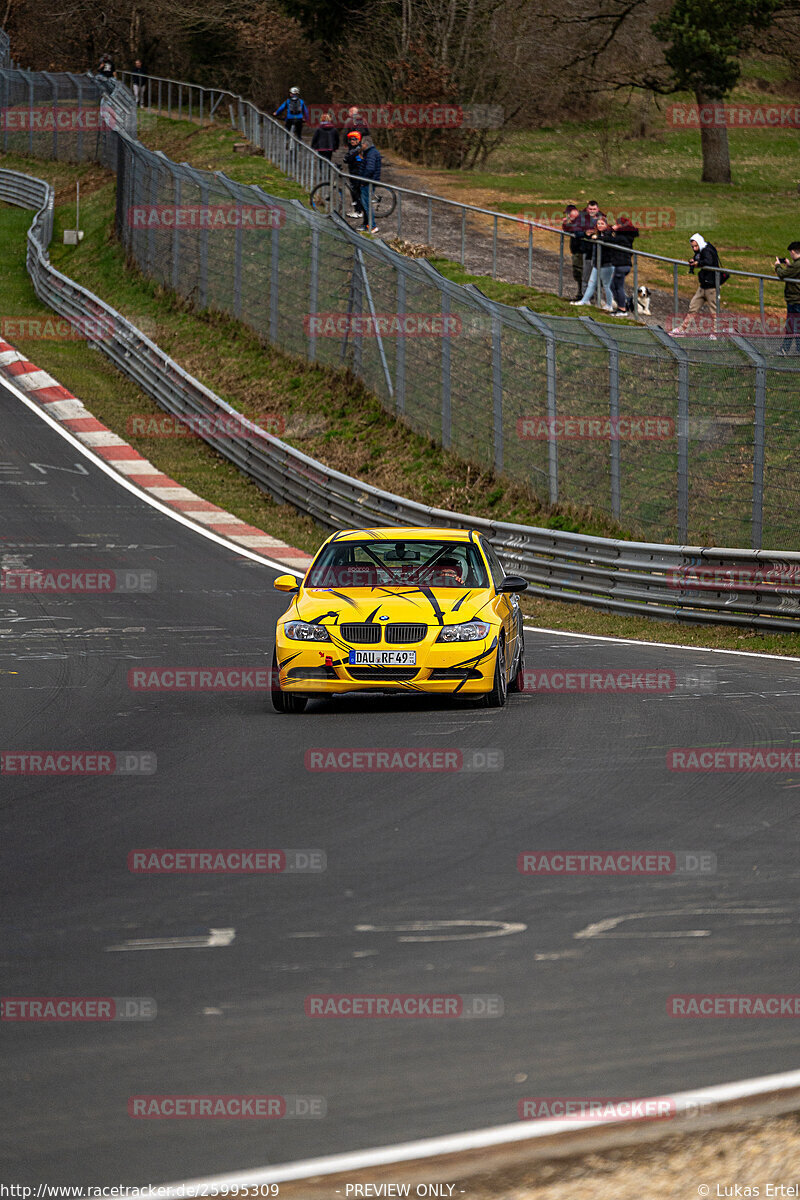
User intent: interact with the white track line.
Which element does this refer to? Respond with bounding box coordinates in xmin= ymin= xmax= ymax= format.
xmin=0 ymin=375 xmax=303 ymax=577
xmin=523 ymin=622 xmax=800 ymax=663
xmin=158 ymin=1067 xmax=800 ymax=1192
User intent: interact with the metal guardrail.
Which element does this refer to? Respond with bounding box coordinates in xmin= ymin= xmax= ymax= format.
xmin=119 ymin=68 xmax=788 ymax=317
xmin=4 ymin=163 xmax=800 ymax=631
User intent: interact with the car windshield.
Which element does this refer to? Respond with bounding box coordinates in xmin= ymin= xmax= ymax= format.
xmin=306 ymin=539 xmax=489 ymax=589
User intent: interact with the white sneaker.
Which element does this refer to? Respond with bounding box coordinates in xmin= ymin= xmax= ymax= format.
xmin=347 ymin=209 xmax=360 ymax=217
xmin=570 ymin=300 xmax=587 ymax=306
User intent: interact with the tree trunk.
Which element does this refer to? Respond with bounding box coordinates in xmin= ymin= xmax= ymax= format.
xmin=695 ymin=88 xmax=732 ymax=184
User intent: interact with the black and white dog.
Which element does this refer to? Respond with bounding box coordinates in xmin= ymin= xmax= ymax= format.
xmin=636 ymin=286 xmax=652 ymax=316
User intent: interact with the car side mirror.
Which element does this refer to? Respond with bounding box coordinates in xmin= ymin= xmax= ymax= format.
xmin=273 ymin=574 xmax=300 ymax=593
xmin=497 ymin=575 xmax=528 ymax=594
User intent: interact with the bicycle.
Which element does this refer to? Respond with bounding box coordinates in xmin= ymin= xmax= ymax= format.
xmin=309 ymin=177 xmax=397 ymax=227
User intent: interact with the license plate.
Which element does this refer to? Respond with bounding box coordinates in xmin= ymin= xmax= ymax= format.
xmin=348 ymin=649 xmax=417 ymax=666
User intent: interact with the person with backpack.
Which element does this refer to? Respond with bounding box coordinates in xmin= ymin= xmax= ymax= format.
xmin=97 ymin=54 xmax=114 ymax=78
xmin=274 ymin=88 xmax=308 ymax=138
xmin=674 ymin=233 xmax=727 ymax=334
xmin=344 ymin=130 xmax=381 ymax=233
xmin=311 ymin=112 xmax=340 ymax=162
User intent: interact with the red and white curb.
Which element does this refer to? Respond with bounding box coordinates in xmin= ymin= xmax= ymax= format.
xmin=0 ymin=340 xmax=312 ymax=573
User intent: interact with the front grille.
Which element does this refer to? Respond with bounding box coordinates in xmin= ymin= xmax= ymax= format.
xmin=385 ymin=623 xmax=427 ymax=644
xmin=428 ymin=668 xmax=483 ymax=680
xmin=346 ymin=667 xmax=419 ymax=681
xmin=287 ymin=665 xmax=339 ymax=680
xmin=340 ymin=623 xmax=382 ymax=644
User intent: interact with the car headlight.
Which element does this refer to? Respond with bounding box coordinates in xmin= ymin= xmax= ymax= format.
xmin=283 ymin=621 xmax=331 ymax=642
xmin=436 ymin=621 xmax=491 ymax=642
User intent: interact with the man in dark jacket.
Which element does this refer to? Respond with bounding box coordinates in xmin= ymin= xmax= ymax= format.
xmin=775 ymin=241 xmax=800 ymax=355
xmin=274 ymin=88 xmax=308 ymax=138
xmin=131 ymin=59 xmax=146 ymax=106
xmin=562 ymin=205 xmax=584 ymax=299
xmin=311 ymin=112 xmax=339 ymax=161
xmin=344 ymin=131 xmax=381 ymax=232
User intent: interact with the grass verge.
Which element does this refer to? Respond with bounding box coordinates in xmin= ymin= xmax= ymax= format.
xmin=2 ymin=145 xmax=799 ymax=655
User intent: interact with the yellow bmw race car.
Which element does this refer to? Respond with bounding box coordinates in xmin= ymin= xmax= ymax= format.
xmin=271 ymin=526 xmax=527 ymax=713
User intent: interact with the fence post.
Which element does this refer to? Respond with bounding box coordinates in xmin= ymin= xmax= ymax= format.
xmin=28 ymin=76 xmax=34 ymax=155
xmin=171 ymin=171 xmax=181 ymax=293
xmin=270 ymin=221 xmax=279 ymax=344
xmin=521 ymin=309 xmax=558 ymax=506
xmin=732 ymin=335 xmax=767 ymax=550
xmin=357 ymin=248 xmax=394 ymax=403
xmin=308 ymin=225 xmax=319 ymax=361
xmin=579 ymin=315 xmax=621 ymax=523
xmin=441 ymin=290 xmax=451 ymax=450
xmin=651 ymin=326 xmax=690 ymax=543
xmin=395 ymin=269 xmax=406 ymax=415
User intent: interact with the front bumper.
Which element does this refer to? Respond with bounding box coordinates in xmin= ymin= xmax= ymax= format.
xmin=274 ymin=632 xmax=497 ymax=695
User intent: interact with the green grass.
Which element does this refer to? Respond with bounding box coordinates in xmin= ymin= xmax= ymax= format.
xmin=3 ymin=148 xmax=800 ymax=653
xmin=408 ymin=79 xmax=800 ymax=314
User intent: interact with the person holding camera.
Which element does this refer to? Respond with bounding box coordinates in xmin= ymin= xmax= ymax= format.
xmin=775 ymin=242 xmax=800 ymax=356
xmin=673 ymin=233 xmax=725 ymax=335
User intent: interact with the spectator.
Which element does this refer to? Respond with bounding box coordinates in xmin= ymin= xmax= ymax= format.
xmin=673 ymin=233 xmax=725 ymax=335
xmin=562 ymin=204 xmax=585 ymax=300
xmin=571 ymin=215 xmax=615 ymax=310
xmin=311 ymin=112 xmax=339 ymax=162
xmin=131 ymin=59 xmax=145 ymax=106
xmin=274 ymin=87 xmax=308 ymax=138
xmin=344 ymin=130 xmax=381 ymax=233
xmin=775 ymin=241 xmax=800 ymax=356
xmin=609 ymin=217 xmax=639 ymax=315
xmin=577 ymin=199 xmax=604 ymax=295
xmin=344 ymin=106 xmax=370 ymax=137
xmin=98 ymin=54 xmax=114 ymax=78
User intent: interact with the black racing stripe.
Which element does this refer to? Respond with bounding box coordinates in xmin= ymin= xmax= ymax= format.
xmin=417 ymin=586 xmax=445 ymax=625
xmin=327 ymin=589 xmax=361 ymax=609
xmin=451 ymin=590 xmax=473 ymax=612
xmin=277 ymin=651 xmax=303 ymax=668
xmin=363 ymin=606 xmax=382 ymax=623
xmin=310 ymin=610 xmax=340 ymax=624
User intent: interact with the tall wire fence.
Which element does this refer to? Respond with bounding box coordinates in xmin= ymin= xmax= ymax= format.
xmin=1 ymin=61 xmax=800 ymax=551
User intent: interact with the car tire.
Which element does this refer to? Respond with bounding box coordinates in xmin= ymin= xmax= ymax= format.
xmin=271 ymin=648 xmax=308 ymax=714
xmin=508 ymin=637 xmax=525 ymax=694
xmin=484 ymin=637 xmax=507 ymax=708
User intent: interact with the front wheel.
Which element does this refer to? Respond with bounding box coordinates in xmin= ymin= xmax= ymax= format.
xmin=508 ymin=638 xmax=525 ymax=694
xmin=271 ymin=647 xmax=307 ymax=714
xmin=484 ymin=638 xmax=507 ymax=708
xmin=309 ymin=180 xmax=345 ymax=217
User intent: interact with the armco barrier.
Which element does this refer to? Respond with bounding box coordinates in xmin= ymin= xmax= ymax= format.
xmin=4 ymin=164 xmax=800 ymax=631
xmin=3 ymin=58 xmax=800 ymax=552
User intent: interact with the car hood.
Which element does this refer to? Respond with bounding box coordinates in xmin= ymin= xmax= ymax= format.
xmin=288 ymin=585 xmax=494 ymax=627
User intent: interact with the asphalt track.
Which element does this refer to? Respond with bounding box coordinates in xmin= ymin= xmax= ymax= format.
xmin=2 ymin=376 xmax=799 ymax=1186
